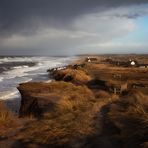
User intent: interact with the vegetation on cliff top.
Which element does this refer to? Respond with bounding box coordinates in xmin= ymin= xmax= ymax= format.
xmin=105 ymin=91 xmax=148 ymax=148
xmin=1 ymin=56 xmax=148 ymax=148
xmin=16 ymin=81 xmax=117 ymax=147
xmin=0 ymin=102 xmax=20 ymax=136
xmin=52 ymin=68 xmax=92 ymax=84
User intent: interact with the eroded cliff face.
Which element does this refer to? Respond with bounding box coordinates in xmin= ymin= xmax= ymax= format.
xmin=18 ymin=66 xmax=94 ymax=117
xmin=17 ymin=80 xmax=108 ymax=147
xmin=18 ymin=81 xmax=94 ymax=117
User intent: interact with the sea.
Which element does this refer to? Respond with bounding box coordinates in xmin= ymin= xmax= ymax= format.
xmin=0 ymin=56 xmax=76 ymax=113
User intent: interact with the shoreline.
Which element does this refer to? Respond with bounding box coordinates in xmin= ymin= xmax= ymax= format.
xmin=1 ymin=57 xmax=80 ymax=113
xmin=0 ymin=54 xmax=148 ymax=148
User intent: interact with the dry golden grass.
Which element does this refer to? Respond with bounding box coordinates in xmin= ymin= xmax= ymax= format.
xmin=17 ymin=81 xmax=117 ymax=147
xmin=18 ymin=81 xmax=93 ymax=96
xmin=17 ymin=89 xmax=148 ymax=147
xmin=15 ymin=55 xmax=148 ymax=147
xmin=0 ymin=102 xmax=20 ymax=136
xmin=84 ymin=61 xmax=148 ymax=86
xmin=106 ymin=91 xmax=148 ymax=148
xmin=0 ymin=102 xmax=15 ymax=124
xmin=95 ymin=90 xmax=111 ymax=99
xmin=53 ymin=68 xmax=92 ymax=84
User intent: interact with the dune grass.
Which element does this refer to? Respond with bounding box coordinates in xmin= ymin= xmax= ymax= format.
xmin=9 ymin=59 xmax=148 ymax=147
xmin=106 ymin=91 xmax=148 ymax=148
xmin=17 ymin=81 xmax=118 ymax=147
xmin=0 ymin=102 xmax=20 ymax=136
xmin=0 ymin=102 xmax=15 ymax=124
xmin=53 ymin=68 xmax=92 ymax=84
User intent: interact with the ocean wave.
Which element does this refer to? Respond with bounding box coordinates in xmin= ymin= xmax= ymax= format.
xmin=0 ymin=77 xmax=3 ymax=82
xmin=0 ymin=78 xmax=32 ymax=100
xmin=13 ymin=65 xmax=29 ymax=69
xmin=13 ymin=66 xmax=24 ymax=69
xmin=0 ymin=57 xmax=33 ymax=64
xmin=3 ymin=65 xmax=41 ymax=79
xmin=0 ymin=56 xmax=77 ymax=101
xmin=0 ymin=90 xmax=20 ymax=100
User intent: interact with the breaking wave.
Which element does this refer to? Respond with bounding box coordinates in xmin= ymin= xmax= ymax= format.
xmin=0 ymin=56 xmax=76 ymax=100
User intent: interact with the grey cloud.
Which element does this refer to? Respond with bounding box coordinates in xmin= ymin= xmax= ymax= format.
xmin=0 ymin=15 xmax=138 ymax=55
xmin=114 ymin=13 xmax=142 ymax=19
xmin=0 ymin=0 xmax=148 ymax=37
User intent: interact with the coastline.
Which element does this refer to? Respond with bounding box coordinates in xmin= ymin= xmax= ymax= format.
xmin=0 ymin=56 xmax=77 ymax=109
xmin=0 ymin=54 xmax=148 ymax=148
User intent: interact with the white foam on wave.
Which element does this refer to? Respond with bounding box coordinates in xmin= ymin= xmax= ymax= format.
xmin=0 ymin=56 xmax=77 ymax=101
xmin=3 ymin=65 xmax=41 ymax=79
xmin=0 ymin=77 xmax=3 ymax=82
xmin=0 ymin=78 xmax=32 ymax=100
xmin=13 ymin=66 xmax=23 ymax=69
xmin=0 ymin=57 xmax=66 ymax=81
xmin=23 ymin=65 xmax=29 ymax=68
xmin=0 ymin=89 xmax=20 ymax=100
xmin=37 ymin=62 xmax=43 ymax=66
xmin=13 ymin=65 xmax=29 ymax=69
xmin=0 ymin=57 xmax=33 ymax=64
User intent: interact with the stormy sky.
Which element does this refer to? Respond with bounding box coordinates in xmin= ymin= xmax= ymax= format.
xmin=0 ymin=0 xmax=148 ymax=55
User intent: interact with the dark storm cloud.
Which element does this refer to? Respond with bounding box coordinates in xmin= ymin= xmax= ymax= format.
xmin=0 ymin=0 xmax=148 ymax=37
